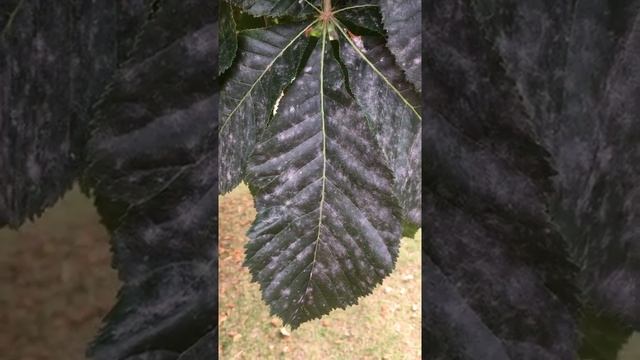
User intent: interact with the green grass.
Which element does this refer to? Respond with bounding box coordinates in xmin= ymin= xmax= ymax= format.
xmin=218 ymin=184 xmax=421 ymax=359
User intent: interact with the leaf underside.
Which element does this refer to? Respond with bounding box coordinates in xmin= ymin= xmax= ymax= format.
xmin=471 ymin=0 xmax=640 ymax=331
xmin=84 ymin=1 xmax=217 ymax=358
xmin=219 ymin=22 xmax=309 ymax=193
xmin=245 ymin=39 xmax=402 ymax=328
xmin=424 ymin=1 xmax=581 ymax=358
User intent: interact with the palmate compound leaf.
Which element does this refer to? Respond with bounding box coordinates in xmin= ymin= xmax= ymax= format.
xmin=380 ymin=0 xmax=421 ymax=90
xmin=339 ymin=34 xmax=422 ymax=227
xmin=424 ymin=1 xmax=581 ymax=358
xmin=219 ymin=22 xmax=310 ymax=193
xmin=244 ymin=34 xmax=402 ymax=328
xmin=83 ymin=1 xmax=217 ymax=358
xmin=470 ymin=0 xmax=640 ymax=333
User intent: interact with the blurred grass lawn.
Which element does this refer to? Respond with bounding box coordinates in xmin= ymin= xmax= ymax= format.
xmin=219 ymin=184 xmax=422 ymax=360
xmin=619 ymin=333 xmax=640 ymax=360
xmin=0 ymin=187 xmax=118 ymax=360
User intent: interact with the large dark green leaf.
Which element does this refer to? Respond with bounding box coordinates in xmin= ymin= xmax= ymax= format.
xmin=424 ymin=1 xmax=580 ymax=358
xmin=114 ymin=0 xmax=158 ymax=64
xmin=83 ymin=1 xmax=217 ymax=358
xmin=219 ymin=22 xmax=310 ymax=193
xmin=339 ymin=35 xmax=421 ymax=226
xmin=471 ymin=0 xmax=640 ymax=332
xmin=244 ymin=38 xmax=402 ymax=328
xmin=0 ymin=1 xmax=120 ymax=228
xmin=380 ymin=0 xmax=421 ymax=90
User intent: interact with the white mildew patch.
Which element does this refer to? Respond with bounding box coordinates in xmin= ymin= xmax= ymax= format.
xmin=281 ymin=288 xmax=291 ymax=298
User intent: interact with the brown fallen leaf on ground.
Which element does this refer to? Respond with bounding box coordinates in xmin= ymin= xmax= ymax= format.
xmin=231 ymin=249 xmax=243 ymax=260
xmin=380 ymin=305 xmax=389 ymax=318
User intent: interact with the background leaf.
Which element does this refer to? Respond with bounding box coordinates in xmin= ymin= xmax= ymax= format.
xmin=83 ymin=1 xmax=217 ymax=358
xmin=244 ymin=41 xmax=402 ymax=329
xmin=424 ymin=256 xmax=512 ymax=360
xmin=471 ymin=0 xmax=640 ymax=331
xmin=89 ymin=262 xmax=216 ymax=360
xmin=0 ymin=2 xmax=120 ymax=228
xmin=424 ymin=1 xmax=580 ymax=358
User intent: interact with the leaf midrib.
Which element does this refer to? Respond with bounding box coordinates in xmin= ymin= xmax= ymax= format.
xmin=294 ymin=21 xmax=328 ymax=316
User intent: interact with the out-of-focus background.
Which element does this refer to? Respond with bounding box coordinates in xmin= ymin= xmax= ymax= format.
xmin=0 ymin=187 xmax=118 ymax=360
xmin=219 ymin=184 xmax=422 ymax=360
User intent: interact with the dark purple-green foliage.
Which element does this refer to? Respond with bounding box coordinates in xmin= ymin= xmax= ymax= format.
xmin=1 ymin=1 xmax=216 ymax=359
xmin=425 ymin=1 xmax=640 ymax=359
xmin=219 ymin=0 xmax=421 ymax=329
xmin=2 ymin=0 xmax=640 ymax=359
